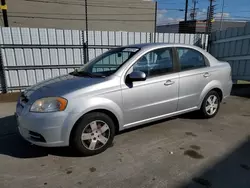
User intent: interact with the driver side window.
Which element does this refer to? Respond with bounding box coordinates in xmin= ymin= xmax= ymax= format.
xmin=132 ymin=48 xmax=174 ymax=77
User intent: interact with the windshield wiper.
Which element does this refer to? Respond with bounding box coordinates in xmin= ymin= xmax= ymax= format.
xmin=70 ymin=70 xmax=106 ymax=78
xmin=70 ymin=70 xmax=93 ymax=77
xmin=78 ymin=71 xmax=94 ymax=77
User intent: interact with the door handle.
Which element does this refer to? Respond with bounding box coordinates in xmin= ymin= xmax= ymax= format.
xmin=164 ymin=80 xmax=175 ymax=86
xmin=203 ymin=72 xmax=211 ymax=78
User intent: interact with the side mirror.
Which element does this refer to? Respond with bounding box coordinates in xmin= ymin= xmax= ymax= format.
xmin=127 ymin=71 xmax=147 ymax=82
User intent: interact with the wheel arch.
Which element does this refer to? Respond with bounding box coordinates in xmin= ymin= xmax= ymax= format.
xmin=211 ymin=88 xmax=223 ymax=101
xmin=198 ymin=80 xmax=224 ymax=108
xmin=69 ymin=107 xmax=121 ymax=145
xmin=65 ymin=95 xmax=124 ymax=145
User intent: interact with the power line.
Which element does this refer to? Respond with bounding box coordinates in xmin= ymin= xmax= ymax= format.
xmin=6 ymin=9 xmax=184 ymax=16
xmin=64 ymin=0 xmax=157 ymax=4
xmin=157 ymin=2 xmax=187 ymax=5
xmin=222 ymin=15 xmax=250 ymax=19
xmin=24 ymin=0 xmax=155 ymax=10
xmin=40 ymin=0 xmax=184 ymax=5
xmin=7 ymin=15 xmax=155 ymax=22
xmin=25 ymin=0 xmax=157 ymax=4
xmin=159 ymin=8 xmax=185 ymax=11
xmin=221 ymin=18 xmax=250 ymax=21
xmin=225 ymin=10 xmax=250 ymax=13
xmin=7 ymin=10 xmax=184 ymax=16
xmin=8 ymin=12 xmax=156 ymax=16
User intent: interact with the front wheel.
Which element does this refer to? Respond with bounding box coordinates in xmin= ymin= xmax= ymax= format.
xmin=71 ymin=112 xmax=115 ymax=156
xmin=200 ymin=90 xmax=220 ymax=118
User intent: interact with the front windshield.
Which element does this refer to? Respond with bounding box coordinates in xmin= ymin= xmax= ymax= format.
xmin=71 ymin=47 xmax=140 ymax=77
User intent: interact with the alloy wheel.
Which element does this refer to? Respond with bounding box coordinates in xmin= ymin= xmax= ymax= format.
xmin=205 ymin=95 xmax=219 ymax=116
xmin=81 ymin=120 xmax=110 ymax=150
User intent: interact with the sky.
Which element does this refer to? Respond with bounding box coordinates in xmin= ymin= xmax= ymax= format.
xmin=155 ymin=0 xmax=250 ymax=25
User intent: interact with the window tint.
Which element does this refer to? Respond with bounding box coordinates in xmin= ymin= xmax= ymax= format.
xmin=91 ymin=51 xmax=132 ymax=73
xmin=132 ymin=48 xmax=173 ymax=77
xmin=75 ymin=47 xmax=139 ymax=77
xmin=177 ymin=48 xmax=206 ymax=71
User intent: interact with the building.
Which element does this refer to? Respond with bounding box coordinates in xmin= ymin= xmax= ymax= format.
xmin=156 ymin=24 xmax=179 ymax=33
xmin=2 ymin=0 xmax=156 ymax=32
xmin=157 ymin=20 xmax=247 ymax=33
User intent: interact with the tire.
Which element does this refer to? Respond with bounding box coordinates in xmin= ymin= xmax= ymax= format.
xmin=200 ymin=90 xmax=220 ymax=118
xmin=71 ymin=112 xmax=115 ymax=156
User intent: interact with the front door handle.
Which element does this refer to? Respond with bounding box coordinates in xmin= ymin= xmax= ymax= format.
xmin=203 ymin=72 xmax=211 ymax=78
xmin=164 ymin=80 xmax=175 ymax=86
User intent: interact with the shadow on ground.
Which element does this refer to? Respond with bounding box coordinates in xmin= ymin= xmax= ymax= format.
xmin=0 ymin=115 xmax=177 ymax=158
xmin=179 ymin=84 xmax=250 ymax=119
xmin=178 ymin=136 xmax=250 ymax=188
xmin=0 ymin=115 xmax=81 ymax=158
xmin=0 ymin=84 xmax=249 ymax=159
xmin=231 ymin=84 xmax=250 ymax=98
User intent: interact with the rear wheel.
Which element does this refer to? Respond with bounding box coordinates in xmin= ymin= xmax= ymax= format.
xmin=200 ymin=90 xmax=220 ymax=118
xmin=71 ymin=112 xmax=115 ymax=156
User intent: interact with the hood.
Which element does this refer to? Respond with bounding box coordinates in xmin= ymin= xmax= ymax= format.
xmin=23 ymin=74 xmax=106 ymax=101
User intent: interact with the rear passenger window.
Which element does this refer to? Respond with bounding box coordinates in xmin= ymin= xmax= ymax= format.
xmin=177 ymin=48 xmax=206 ymax=71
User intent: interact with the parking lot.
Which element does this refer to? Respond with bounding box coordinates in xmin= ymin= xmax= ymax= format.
xmin=0 ymin=85 xmax=250 ymax=188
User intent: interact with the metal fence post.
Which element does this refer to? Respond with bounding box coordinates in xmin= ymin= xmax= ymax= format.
xmin=0 ymin=47 xmax=7 ymax=93
xmin=202 ymin=34 xmax=206 ymax=50
xmin=149 ymin=32 xmax=153 ymax=43
xmin=81 ymin=30 xmax=86 ymax=64
xmin=207 ymin=34 xmax=212 ymax=53
xmin=83 ymin=42 xmax=89 ymax=64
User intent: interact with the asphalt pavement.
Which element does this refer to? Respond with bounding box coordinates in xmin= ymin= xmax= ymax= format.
xmin=0 ymin=88 xmax=250 ymax=188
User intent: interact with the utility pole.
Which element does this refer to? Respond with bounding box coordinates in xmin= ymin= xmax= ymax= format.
xmin=190 ymin=0 xmax=198 ymax=20
xmin=205 ymin=6 xmax=210 ymax=33
xmin=84 ymin=0 xmax=89 ymax=63
xmin=184 ymin=0 xmax=188 ymax=22
xmin=154 ymin=1 xmax=157 ymax=42
xmin=219 ymin=0 xmax=225 ymax=30
xmin=1 ymin=0 xmax=8 ymax=27
xmin=207 ymin=0 xmax=215 ymax=33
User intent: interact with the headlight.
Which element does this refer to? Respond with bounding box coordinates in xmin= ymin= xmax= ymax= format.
xmin=30 ymin=97 xmax=68 ymax=113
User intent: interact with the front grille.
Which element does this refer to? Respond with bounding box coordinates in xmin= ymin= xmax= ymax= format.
xmin=29 ymin=131 xmax=46 ymax=142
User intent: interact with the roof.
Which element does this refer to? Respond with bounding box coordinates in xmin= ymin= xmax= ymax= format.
xmin=125 ymin=43 xmax=200 ymax=50
xmin=123 ymin=42 xmax=219 ymax=66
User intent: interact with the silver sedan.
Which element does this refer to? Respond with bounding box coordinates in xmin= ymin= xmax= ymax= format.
xmin=16 ymin=43 xmax=233 ymax=156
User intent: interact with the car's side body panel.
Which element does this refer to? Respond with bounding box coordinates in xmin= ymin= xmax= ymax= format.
xmin=121 ymin=72 xmax=179 ymax=127
xmin=177 ymin=67 xmax=212 ymax=111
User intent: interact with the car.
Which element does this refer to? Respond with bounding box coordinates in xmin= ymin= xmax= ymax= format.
xmin=16 ymin=43 xmax=233 ymax=156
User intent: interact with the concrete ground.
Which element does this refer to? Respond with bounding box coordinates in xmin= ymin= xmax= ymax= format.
xmin=0 ymin=86 xmax=250 ymax=188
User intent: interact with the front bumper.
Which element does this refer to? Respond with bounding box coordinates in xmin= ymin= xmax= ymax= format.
xmin=16 ymin=104 xmax=77 ymax=147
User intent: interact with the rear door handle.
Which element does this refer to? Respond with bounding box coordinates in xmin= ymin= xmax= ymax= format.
xmin=203 ymin=72 xmax=211 ymax=78
xmin=164 ymin=80 xmax=175 ymax=86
